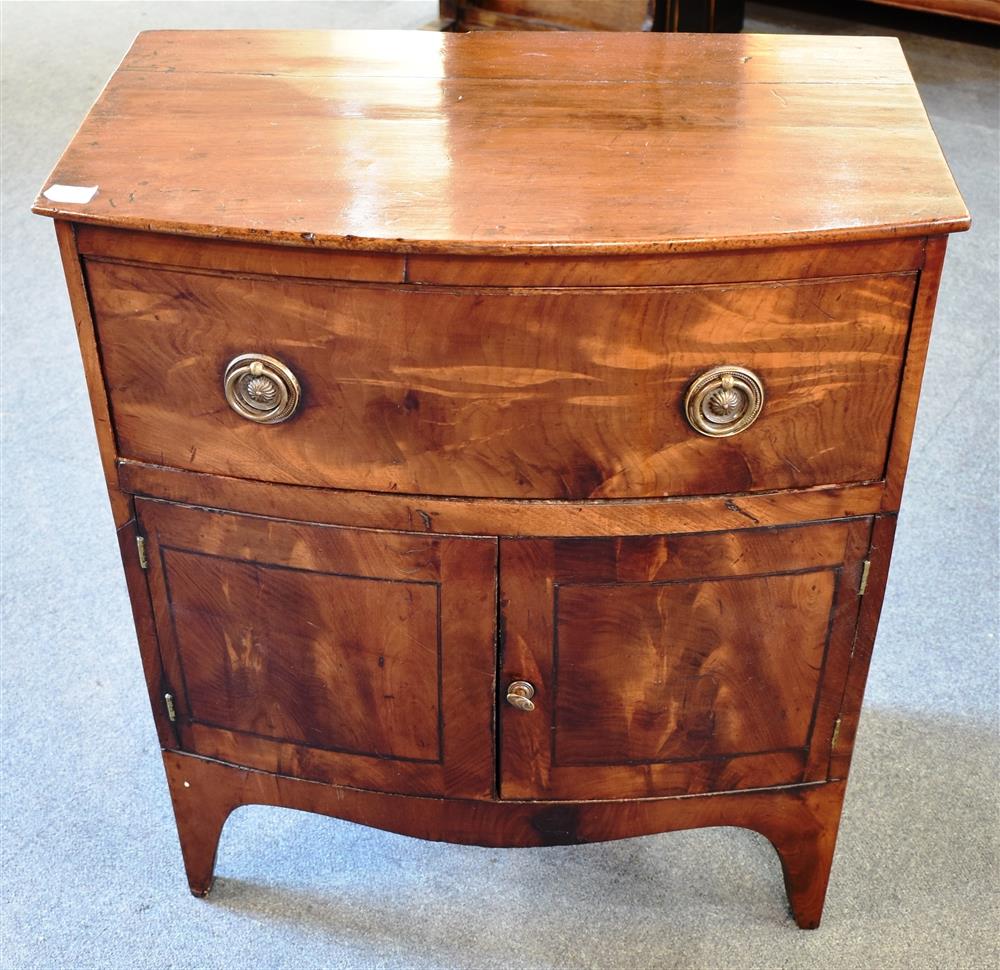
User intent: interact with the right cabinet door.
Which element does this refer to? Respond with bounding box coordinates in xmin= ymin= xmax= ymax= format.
xmin=499 ymin=519 xmax=872 ymax=800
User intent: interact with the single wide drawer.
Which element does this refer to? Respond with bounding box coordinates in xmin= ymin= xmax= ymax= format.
xmin=88 ymin=259 xmax=915 ymax=499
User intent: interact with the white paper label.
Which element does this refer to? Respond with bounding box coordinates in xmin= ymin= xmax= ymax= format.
xmin=43 ymin=184 xmax=99 ymax=204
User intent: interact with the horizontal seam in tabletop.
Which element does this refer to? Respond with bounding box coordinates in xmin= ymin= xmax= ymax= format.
xmin=113 ymin=68 xmax=917 ymax=86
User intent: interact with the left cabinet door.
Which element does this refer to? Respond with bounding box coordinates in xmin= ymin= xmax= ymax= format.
xmin=136 ymin=499 xmax=497 ymax=798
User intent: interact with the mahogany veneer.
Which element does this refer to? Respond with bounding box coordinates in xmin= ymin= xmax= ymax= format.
xmin=35 ymin=30 xmax=968 ymax=929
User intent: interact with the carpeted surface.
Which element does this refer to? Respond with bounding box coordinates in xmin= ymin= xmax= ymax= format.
xmin=1 ymin=2 xmax=997 ymax=968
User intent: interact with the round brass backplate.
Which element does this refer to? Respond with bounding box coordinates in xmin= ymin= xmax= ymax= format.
xmin=684 ymin=365 xmax=765 ymax=438
xmin=505 ymin=681 xmax=536 ymax=712
xmin=223 ymin=353 xmax=301 ymax=424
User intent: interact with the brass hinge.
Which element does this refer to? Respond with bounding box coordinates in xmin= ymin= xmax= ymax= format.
xmin=164 ymin=692 xmax=177 ymax=723
xmin=858 ymin=559 xmax=871 ymax=596
xmin=831 ymin=716 xmax=842 ymax=751
xmin=136 ymin=535 xmax=148 ymax=570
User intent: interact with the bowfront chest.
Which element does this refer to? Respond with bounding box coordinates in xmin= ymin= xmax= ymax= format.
xmin=35 ymin=30 xmax=968 ymax=928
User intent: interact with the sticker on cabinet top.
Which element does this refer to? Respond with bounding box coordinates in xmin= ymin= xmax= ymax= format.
xmin=43 ymin=184 xmax=99 ymax=204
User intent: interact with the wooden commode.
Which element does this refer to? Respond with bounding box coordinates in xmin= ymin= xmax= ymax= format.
xmin=35 ymin=30 xmax=969 ymax=928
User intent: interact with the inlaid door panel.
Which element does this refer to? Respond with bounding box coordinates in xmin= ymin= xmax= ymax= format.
xmin=137 ymin=499 xmax=497 ymax=798
xmin=499 ymin=519 xmax=872 ymax=800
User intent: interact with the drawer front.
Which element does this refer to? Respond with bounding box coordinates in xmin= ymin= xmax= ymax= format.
xmin=89 ymin=260 xmax=915 ymax=499
xmin=498 ymin=519 xmax=872 ymax=800
xmin=136 ymin=499 xmax=497 ymax=798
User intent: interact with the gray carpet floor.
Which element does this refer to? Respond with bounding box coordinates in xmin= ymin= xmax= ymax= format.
xmin=1 ymin=2 xmax=997 ymax=968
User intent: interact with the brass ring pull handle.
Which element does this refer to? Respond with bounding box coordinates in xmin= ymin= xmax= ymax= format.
xmin=505 ymin=681 xmax=536 ymax=712
xmin=223 ymin=353 xmax=301 ymax=424
xmin=684 ymin=365 xmax=765 ymax=437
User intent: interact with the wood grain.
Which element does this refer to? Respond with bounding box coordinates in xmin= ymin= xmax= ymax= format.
xmin=554 ymin=572 xmax=837 ymax=762
xmin=88 ymin=263 xmax=916 ymax=499
xmin=54 ymin=222 xmax=132 ymax=526
xmin=407 ymin=239 xmax=926 ymax=287
xmin=117 ymin=460 xmax=888 ymax=538
xmin=882 ymin=236 xmax=948 ymax=512
xmin=116 ymin=518 xmax=178 ymax=750
xmin=137 ymin=499 xmax=497 ymax=798
xmin=33 ymin=32 xmax=969 ymax=254
xmin=77 ymin=226 xmax=404 ymax=283
xmin=499 ymin=520 xmax=870 ymax=800
xmin=79 ymin=225 xmax=926 ymax=288
xmin=115 ymin=31 xmax=918 ymax=82
xmin=164 ymin=750 xmax=847 ymax=928
xmin=160 ymin=547 xmax=441 ymax=761
xmin=828 ymin=514 xmax=897 ymax=780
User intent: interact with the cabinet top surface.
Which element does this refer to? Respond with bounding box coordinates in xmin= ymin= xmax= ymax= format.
xmin=34 ymin=29 xmax=969 ymax=255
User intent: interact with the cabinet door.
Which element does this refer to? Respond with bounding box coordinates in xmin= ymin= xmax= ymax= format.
xmin=137 ymin=499 xmax=497 ymax=798
xmin=499 ymin=520 xmax=871 ymax=800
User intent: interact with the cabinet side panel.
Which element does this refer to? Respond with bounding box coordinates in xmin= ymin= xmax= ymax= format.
xmin=882 ymin=235 xmax=947 ymax=511
xmin=54 ymin=220 xmax=130 ymax=526
xmin=56 ymin=221 xmax=178 ymax=747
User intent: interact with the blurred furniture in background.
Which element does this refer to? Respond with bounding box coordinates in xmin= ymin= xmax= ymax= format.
xmin=863 ymin=0 xmax=999 ymax=23
xmin=431 ymin=0 xmax=745 ymax=32
xmin=764 ymin=0 xmax=1000 ymax=25
xmin=431 ymin=0 xmax=1000 ymax=30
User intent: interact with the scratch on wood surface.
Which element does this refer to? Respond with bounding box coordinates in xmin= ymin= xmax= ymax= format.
xmin=725 ymin=500 xmax=761 ymax=525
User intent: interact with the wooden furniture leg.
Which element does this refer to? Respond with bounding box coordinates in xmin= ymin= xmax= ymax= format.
xmin=164 ymin=755 xmax=238 ymax=897
xmin=751 ymin=782 xmax=847 ymax=929
xmin=163 ymin=750 xmax=847 ymax=923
